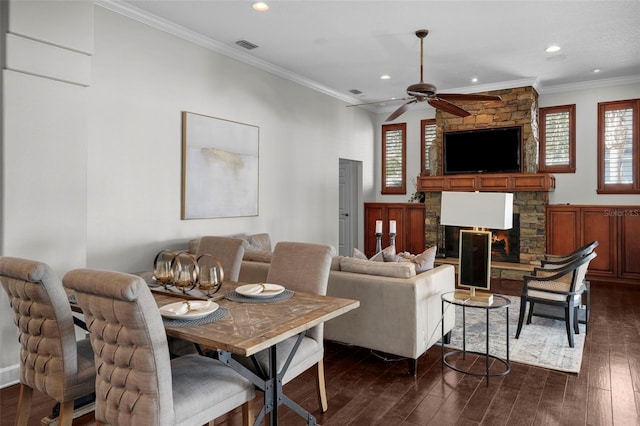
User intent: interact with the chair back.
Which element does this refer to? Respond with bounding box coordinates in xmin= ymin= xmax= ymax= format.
xmin=63 ymin=269 xmax=175 ymax=426
xmin=0 ymin=257 xmax=95 ymax=403
xmin=543 ymin=240 xmax=599 ymax=266
xmin=196 ymin=236 xmax=248 ymax=282
xmin=266 ymin=242 xmax=334 ymax=341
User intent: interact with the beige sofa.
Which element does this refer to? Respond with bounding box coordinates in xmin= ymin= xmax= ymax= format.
xmin=238 ymin=258 xmax=456 ymax=375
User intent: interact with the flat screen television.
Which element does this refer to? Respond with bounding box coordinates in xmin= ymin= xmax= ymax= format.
xmin=443 ymin=126 xmax=522 ymax=175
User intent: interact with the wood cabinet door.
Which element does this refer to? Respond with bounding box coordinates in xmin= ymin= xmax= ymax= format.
xmin=546 ymin=206 xmax=580 ymax=255
xmin=582 ymin=207 xmax=616 ymax=277
xmin=364 ymin=204 xmax=385 ymax=257
xmin=619 ymin=212 xmax=640 ymax=279
xmin=386 ymin=205 xmax=405 ymax=252
xmin=405 ymin=205 xmax=426 ymax=255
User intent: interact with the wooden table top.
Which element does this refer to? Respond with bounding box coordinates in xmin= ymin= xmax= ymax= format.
xmin=151 ymin=282 xmax=359 ymax=357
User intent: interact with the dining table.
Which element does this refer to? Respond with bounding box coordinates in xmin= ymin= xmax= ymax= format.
xmin=72 ymin=275 xmax=360 ymax=426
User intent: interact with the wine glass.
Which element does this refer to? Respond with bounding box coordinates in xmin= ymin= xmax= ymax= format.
xmin=154 ymin=259 xmax=173 ymax=289
xmin=199 ymin=266 xmax=220 ymax=297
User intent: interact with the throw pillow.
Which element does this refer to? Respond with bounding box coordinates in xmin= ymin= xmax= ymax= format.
xmin=352 ymin=248 xmax=368 ymax=260
xmin=246 ymin=233 xmax=272 ymax=252
xmin=369 ymin=245 xmax=395 ymax=262
xmin=412 ymin=246 xmax=437 ymax=273
xmin=382 ymin=252 xmax=409 ymax=263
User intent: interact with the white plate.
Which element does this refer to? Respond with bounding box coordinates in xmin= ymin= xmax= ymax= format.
xmin=159 ymin=300 xmax=218 ymax=320
xmin=236 ymin=283 xmax=285 ymax=298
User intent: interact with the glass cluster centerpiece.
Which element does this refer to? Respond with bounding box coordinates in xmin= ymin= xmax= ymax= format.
xmin=152 ymin=250 xmax=224 ymax=296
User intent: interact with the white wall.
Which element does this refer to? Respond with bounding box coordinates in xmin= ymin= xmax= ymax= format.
xmin=0 ymin=4 xmax=375 ymax=384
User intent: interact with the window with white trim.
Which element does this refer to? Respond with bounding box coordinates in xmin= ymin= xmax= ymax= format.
xmin=382 ymin=123 xmax=406 ymax=194
xmin=598 ymin=99 xmax=640 ymax=194
xmin=539 ymin=105 xmax=575 ymax=173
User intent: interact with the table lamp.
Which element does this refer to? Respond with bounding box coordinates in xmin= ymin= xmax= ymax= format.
xmin=440 ymin=191 xmax=514 ymax=303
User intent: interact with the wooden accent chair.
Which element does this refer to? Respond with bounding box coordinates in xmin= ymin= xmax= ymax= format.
xmin=0 ymin=257 xmax=96 ymax=426
xmin=236 ymin=241 xmax=334 ymax=414
xmin=516 ymin=251 xmax=597 ymax=348
xmin=196 ymin=236 xmax=248 ymax=282
xmin=63 ymin=268 xmax=255 ymax=426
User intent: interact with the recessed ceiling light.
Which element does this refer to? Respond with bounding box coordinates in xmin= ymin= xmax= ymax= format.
xmin=592 ymin=68 xmax=601 ymax=73
xmin=545 ymin=45 xmax=561 ymax=53
xmin=471 ymin=77 xmax=478 ymax=83
xmin=380 ymin=75 xmax=391 ymax=80
xmin=252 ymin=2 xmax=269 ymax=11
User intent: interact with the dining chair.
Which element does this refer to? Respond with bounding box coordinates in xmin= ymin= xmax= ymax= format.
xmin=236 ymin=241 xmax=334 ymax=414
xmin=63 ymin=268 xmax=255 ymax=426
xmin=0 ymin=256 xmax=96 ymax=426
xmin=195 ymin=236 xmax=248 ymax=281
xmin=515 ymin=251 xmax=597 ymax=348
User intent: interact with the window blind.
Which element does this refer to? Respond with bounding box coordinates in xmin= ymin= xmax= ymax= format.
xmin=385 ymin=129 xmax=403 ymax=187
xmin=543 ymin=111 xmax=571 ymax=166
xmin=603 ymin=107 xmax=633 ymax=184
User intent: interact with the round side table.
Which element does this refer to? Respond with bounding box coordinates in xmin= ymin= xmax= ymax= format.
xmin=441 ymin=291 xmax=511 ymax=386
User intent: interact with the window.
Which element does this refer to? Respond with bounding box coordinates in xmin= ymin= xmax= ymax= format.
xmin=539 ymin=104 xmax=575 ymax=173
xmin=382 ymin=123 xmax=406 ymax=194
xmin=598 ymin=99 xmax=640 ymax=194
xmin=420 ymin=119 xmax=437 ymax=175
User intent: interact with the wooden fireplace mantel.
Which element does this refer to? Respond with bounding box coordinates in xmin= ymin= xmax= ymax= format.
xmin=417 ymin=173 xmax=555 ymax=192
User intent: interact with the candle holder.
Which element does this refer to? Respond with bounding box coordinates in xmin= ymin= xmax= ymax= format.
xmin=389 ymin=232 xmax=396 ymax=249
xmin=375 ymin=233 xmax=382 ymax=253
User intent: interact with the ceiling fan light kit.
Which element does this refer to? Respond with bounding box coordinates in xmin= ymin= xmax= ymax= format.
xmin=350 ymin=29 xmax=501 ymax=121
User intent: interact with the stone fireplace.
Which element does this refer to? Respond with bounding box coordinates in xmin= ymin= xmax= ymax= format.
xmin=419 ymin=85 xmax=551 ymax=272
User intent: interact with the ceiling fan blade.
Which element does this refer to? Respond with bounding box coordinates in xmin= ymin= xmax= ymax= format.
xmin=385 ymin=100 xmax=417 ymax=122
xmin=428 ymin=98 xmax=471 ymax=117
xmin=347 ymin=97 xmax=412 ymax=107
xmin=437 ymin=93 xmax=502 ymax=102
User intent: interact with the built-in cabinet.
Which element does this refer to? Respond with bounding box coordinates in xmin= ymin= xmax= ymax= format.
xmin=546 ymin=205 xmax=640 ymax=282
xmin=364 ymin=203 xmax=426 ymax=258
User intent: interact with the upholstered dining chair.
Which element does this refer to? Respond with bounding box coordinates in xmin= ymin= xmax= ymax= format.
xmin=63 ymin=268 xmax=255 ymax=426
xmin=236 ymin=241 xmax=334 ymax=414
xmin=516 ymin=251 xmax=597 ymax=348
xmin=0 ymin=256 xmax=96 ymax=426
xmin=195 ymin=236 xmax=248 ymax=281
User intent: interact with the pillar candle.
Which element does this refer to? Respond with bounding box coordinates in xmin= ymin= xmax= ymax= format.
xmin=375 ymin=220 xmax=382 ymax=234
xmin=389 ymin=220 xmax=397 ymax=234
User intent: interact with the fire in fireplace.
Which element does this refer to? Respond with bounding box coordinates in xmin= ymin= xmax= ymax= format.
xmin=444 ymin=214 xmax=520 ymax=263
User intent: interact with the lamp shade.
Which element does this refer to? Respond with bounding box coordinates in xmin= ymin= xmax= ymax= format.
xmin=440 ymin=191 xmax=513 ymax=229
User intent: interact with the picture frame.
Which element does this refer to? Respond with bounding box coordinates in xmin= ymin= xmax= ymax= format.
xmin=458 ymin=229 xmax=491 ymax=290
xmin=181 ymin=111 xmax=259 ymax=219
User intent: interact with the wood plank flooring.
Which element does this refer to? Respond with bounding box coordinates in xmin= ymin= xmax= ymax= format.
xmin=2 ymin=280 xmax=639 ymax=426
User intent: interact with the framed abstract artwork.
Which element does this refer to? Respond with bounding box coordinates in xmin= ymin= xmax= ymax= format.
xmin=181 ymin=111 xmax=259 ymax=219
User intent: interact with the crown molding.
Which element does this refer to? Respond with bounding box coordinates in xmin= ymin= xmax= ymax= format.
xmin=95 ymin=0 xmax=362 ymax=105
xmin=442 ymin=77 xmax=541 ymax=95
xmin=538 ymin=75 xmax=640 ymax=94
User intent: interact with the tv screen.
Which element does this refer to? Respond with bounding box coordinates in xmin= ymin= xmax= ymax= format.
xmin=443 ymin=126 xmax=522 ymax=175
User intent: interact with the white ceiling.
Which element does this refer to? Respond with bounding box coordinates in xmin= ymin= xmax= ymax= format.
xmin=105 ymin=0 xmax=640 ymax=112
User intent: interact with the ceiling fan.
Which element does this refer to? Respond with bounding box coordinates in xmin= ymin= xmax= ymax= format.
xmin=350 ymin=29 xmax=501 ymax=121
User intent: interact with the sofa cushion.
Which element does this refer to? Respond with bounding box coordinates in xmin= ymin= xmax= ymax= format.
xmin=413 ymin=246 xmax=437 ymax=273
xmin=340 ymin=257 xmax=416 ymax=278
xmin=331 ymin=256 xmax=345 ymax=271
xmin=369 ymin=245 xmax=395 ymax=262
xmin=246 ymin=233 xmax=272 ymax=252
xmin=243 ymin=250 xmax=272 ymax=263
xmin=352 ymin=248 xmax=367 ymax=260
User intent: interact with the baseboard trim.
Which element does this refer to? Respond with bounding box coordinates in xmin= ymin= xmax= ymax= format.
xmin=0 ymin=363 xmax=20 ymax=389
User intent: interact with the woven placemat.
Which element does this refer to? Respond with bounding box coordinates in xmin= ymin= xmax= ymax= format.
xmin=225 ymin=289 xmax=294 ymax=304
xmin=162 ymin=307 xmax=228 ymax=327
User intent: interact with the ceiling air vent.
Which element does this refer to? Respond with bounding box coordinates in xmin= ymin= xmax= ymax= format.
xmin=236 ymin=40 xmax=258 ymax=50
xmin=349 ymin=89 xmax=363 ymax=95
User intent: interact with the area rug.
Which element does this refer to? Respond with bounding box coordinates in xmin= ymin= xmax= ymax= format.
xmin=445 ymin=295 xmax=585 ymax=373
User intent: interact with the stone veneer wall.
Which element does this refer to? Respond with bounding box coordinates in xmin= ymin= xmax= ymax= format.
xmin=424 ymin=86 xmax=546 ymax=268
xmin=430 ymin=86 xmax=539 ymax=175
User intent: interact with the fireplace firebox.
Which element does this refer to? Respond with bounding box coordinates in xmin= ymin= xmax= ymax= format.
xmin=444 ymin=214 xmax=520 ymax=263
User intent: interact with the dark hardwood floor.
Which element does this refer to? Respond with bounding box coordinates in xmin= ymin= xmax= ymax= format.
xmin=2 ymin=280 xmax=639 ymax=426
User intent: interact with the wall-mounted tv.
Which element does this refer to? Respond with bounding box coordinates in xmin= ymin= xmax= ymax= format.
xmin=443 ymin=126 xmax=522 ymax=175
